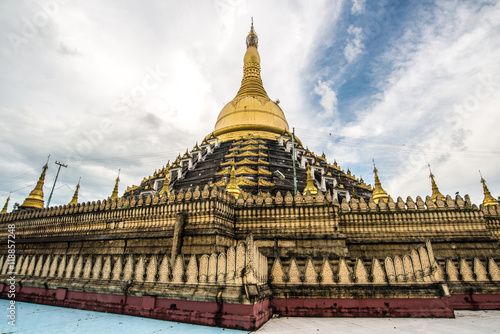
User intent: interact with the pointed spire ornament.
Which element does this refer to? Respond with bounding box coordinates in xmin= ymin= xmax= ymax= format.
xmin=479 ymin=171 xmax=498 ymax=207
xmin=213 ymin=19 xmax=289 ymax=141
xmin=1 ymin=194 xmax=10 ymax=214
xmin=235 ymin=19 xmax=268 ymax=99
xmin=20 ymin=161 xmax=49 ymax=209
xmin=303 ymin=164 xmax=318 ymax=196
xmin=68 ymin=178 xmax=81 ymax=206
xmin=226 ymin=163 xmax=241 ymax=197
xmin=372 ymin=160 xmax=389 ymax=204
xmin=159 ymin=171 xmax=170 ymax=197
xmin=428 ymin=165 xmax=445 ymax=202
xmin=109 ymin=169 xmax=120 ymax=200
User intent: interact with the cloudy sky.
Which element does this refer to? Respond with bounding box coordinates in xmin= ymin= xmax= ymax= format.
xmin=1 ymin=0 xmax=499 ymax=209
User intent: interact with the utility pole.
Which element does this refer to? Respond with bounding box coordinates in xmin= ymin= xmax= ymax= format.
xmin=47 ymin=161 xmax=67 ymax=208
xmin=292 ymin=127 xmax=297 ymax=195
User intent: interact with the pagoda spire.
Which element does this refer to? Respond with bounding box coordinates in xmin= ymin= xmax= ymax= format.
xmin=159 ymin=170 xmax=170 ymax=197
xmin=20 ymin=161 xmax=49 ymax=209
xmin=235 ymin=19 xmax=269 ymax=99
xmin=303 ymin=164 xmax=318 ymax=196
xmin=479 ymin=171 xmax=499 ymax=207
xmin=1 ymin=194 xmax=10 ymax=214
xmin=428 ymin=165 xmax=445 ymax=202
xmin=68 ymin=178 xmax=81 ymax=206
xmin=372 ymin=160 xmax=389 ymax=204
xmin=109 ymin=169 xmax=120 ymax=200
xmin=226 ymin=163 xmax=241 ymax=197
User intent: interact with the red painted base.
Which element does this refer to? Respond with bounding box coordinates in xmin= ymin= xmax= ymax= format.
xmin=0 ymin=284 xmax=271 ymax=331
xmin=449 ymin=294 xmax=500 ymax=310
xmin=271 ymin=297 xmax=455 ymax=318
xmin=3 ymin=283 xmax=500 ymax=329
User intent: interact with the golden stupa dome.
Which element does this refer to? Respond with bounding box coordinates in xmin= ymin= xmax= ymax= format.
xmin=212 ymin=22 xmax=289 ymax=141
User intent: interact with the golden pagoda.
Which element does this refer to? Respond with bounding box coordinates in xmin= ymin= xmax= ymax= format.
xmin=212 ymin=20 xmax=289 ymax=141
xmin=480 ymin=172 xmax=499 ymax=207
xmin=1 ymin=194 xmax=10 ymax=214
xmin=303 ymin=164 xmax=318 ymax=196
xmin=109 ymin=170 xmax=120 ymax=200
xmin=68 ymin=180 xmax=80 ymax=206
xmin=19 ymin=162 xmax=48 ymax=209
xmin=428 ymin=165 xmax=445 ymax=202
xmin=226 ymin=163 xmax=241 ymax=197
xmin=372 ymin=160 xmax=389 ymax=204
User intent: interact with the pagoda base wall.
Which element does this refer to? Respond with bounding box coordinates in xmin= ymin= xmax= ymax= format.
xmin=448 ymin=294 xmax=500 ymax=310
xmin=271 ymin=297 xmax=454 ymax=318
xmin=0 ymin=285 xmax=271 ymax=331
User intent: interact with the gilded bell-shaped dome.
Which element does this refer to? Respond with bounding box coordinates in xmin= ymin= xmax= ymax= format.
xmin=213 ymin=21 xmax=289 ymax=141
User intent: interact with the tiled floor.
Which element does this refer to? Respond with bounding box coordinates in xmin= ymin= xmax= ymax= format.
xmin=1 ymin=300 xmax=499 ymax=334
xmin=254 ymin=311 xmax=500 ymax=334
xmin=0 ymin=300 xmax=245 ymax=334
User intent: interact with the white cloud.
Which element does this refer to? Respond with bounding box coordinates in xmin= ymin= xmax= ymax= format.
xmin=344 ymin=25 xmax=364 ymax=63
xmin=340 ymin=1 xmax=500 ymax=204
xmin=0 ymin=0 xmax=344 ymax=206
xmin=314 ymin=80 xmax=338 ymax=119
xmin=351 ymin=0 xmax=366 ymax=14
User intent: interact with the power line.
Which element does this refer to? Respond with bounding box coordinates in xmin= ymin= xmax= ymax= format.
xmin=295 ymin=128 xmax=500 ymax=159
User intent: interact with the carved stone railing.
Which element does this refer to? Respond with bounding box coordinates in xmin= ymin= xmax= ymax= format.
xmin=338 ymin=195 xmax=497 ymax=243
xmin=0 ymin=187 xmax=236 ymax=242
xmin=0 ymin=235 xmax=268 ymax=301
xmin=269 ymin=240 xmax=500 ymax=286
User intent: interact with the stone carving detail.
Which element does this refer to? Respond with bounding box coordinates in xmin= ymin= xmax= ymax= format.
xmin=65 ymin=255 xmax=75 ymax=279
xmin=459 ymin=259 xmax=474 ymax=282
xmin=122 ymin=255 xmax=134 ymax=282
xmin=371 ymin=259 xmax=386 ymax=284
xmin=186 ymin=255 xmax=198 ymax=284
xmin=48 ymin=255 xmax=59 ymax=277
xmin=411 ymin=249 xmax=423 ymax=282
xmin=101 ymin=256 xmax=112 ymax=281
xmin=226 ymin=247 xmax=236 ymax=282
xmin=446 ymin=259 xmax=459 ymax=281
xmin=304 ymin=258 xmax=317 ymax=283
xmin=199 ymin=254 xmax=209 ymax=283
xmin=92 ymin=255 xmax=102 ymax=280
xmin=474 ymin=258 xmax=488 ymax=282
xmin=41 ymin=255 xmax=52 ymax=277
xmin=288 ymin=258 xmax=302 ymax=284
xmin=71 ymin=255 xmax=83 ymax=279
xmin=134 ymin=256 xmax=145 ymax=282
xmin=21 ymin=255 xmax=31 ymax=276
xmin=270 ymin=258 xmax=285 ymax=284
xmin=403 ymin=255 xmax=414 ymax=282
xmin=393 ymin=256 xmax=405 ymax=282
xmin=81 ymin=255 xmax=93 ymax=279
xmin=158 ymin=255 xmax=171 ymax=283
xmin=27 ymin=255 xmax=37 ymax=276
xmin=111 ymin=256 xmax=123 ymax=281
xmin=172 ymin=254 xmax=185 ymax=284
xmin=217 ymin=253 xmax=226 ymax=283
xmin=208 ymin=253 xmax=218 ymax=283
xmin=489 ymin=258 xmax=500 ymax=281
xmin=320 ymin=259 xmax=335 ymax=284
xmin=384 ymin=257 xmax=396 ymax=283
xmin=145 ymin=256 xmax=158 ymax=283
xmin=338 ymin=258 xmax=352 ymax=284
xmin=354 ymin=258 xmax=369 ymax=283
